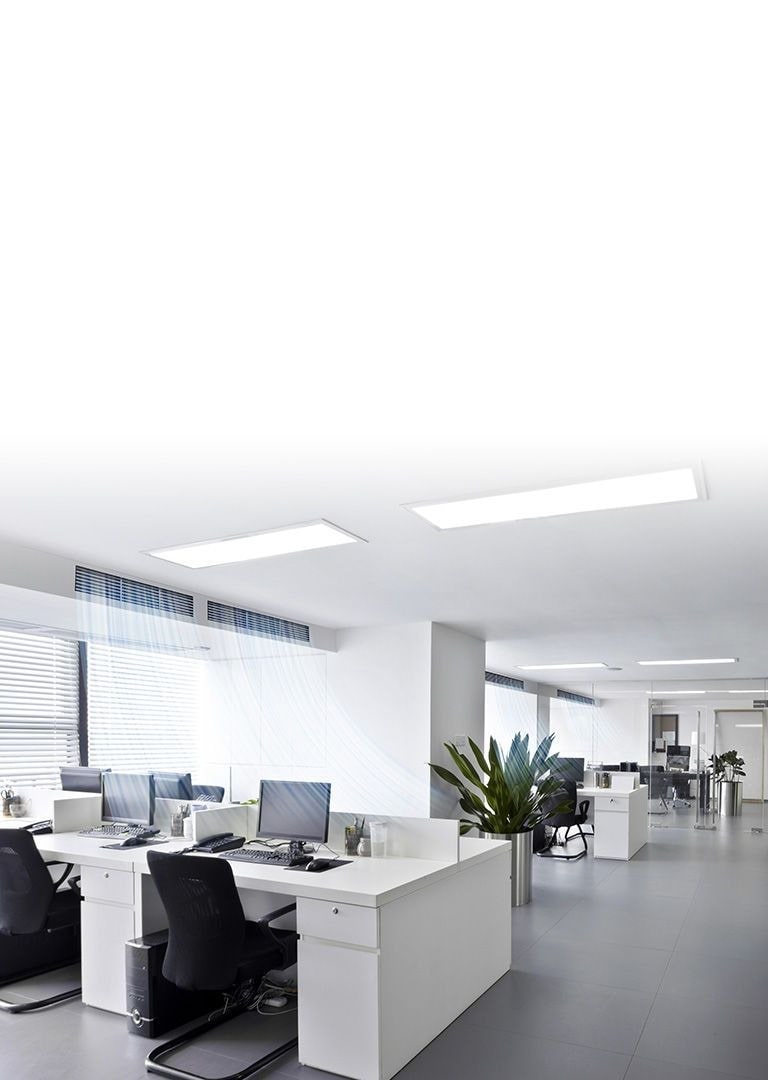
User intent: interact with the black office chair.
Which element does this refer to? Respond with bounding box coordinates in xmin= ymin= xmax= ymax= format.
xmin=145 ymin=850 xmax=298 ymax=1080
xmin=537 ymin=781 xmax=589 ymax=860
xmin=565 ymin=797 xmax=594 ymax=840
xmin=0 ymin=829 xmax=81 ymax=1013
xmin=191 ymin=784 xmax=225 ymax=803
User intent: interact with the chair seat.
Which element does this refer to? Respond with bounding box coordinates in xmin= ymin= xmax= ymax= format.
xmin=234 ymin=922 xmax=284 ymax=984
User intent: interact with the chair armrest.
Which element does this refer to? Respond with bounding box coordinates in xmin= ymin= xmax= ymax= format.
xmin=44 ymin=861 xmax=74 ymax=890
xmin=257 ymin=902 xmax=297 ymax=926
xmin=578 ymin=800 xmax=590 ymax=819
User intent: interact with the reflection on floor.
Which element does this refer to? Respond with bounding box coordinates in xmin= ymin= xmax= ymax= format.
xmin=3 ymin=808 xmax=768 ymax=1080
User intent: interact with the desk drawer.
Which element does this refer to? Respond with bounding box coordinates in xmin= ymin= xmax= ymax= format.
xmin=298 ymin=898 xmax=378 ymax=948
xmin=594 ymin=795 xmax=629 ymax=814
xmin=81 ymin=864 xmax=134 ymax=905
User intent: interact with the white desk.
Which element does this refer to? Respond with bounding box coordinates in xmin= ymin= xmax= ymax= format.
xmin=578 ymin=784 xmax=648 ymax=860
xmin=34 ymin=833 xmax=512 ymax=1080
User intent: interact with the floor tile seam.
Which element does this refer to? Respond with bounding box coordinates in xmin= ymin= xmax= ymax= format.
xmin=623 ymin=840 xmax=708 ymax=1075
xmin=456 ymin=1014 xmax=633 ymax=1064
xmin=629 ymin=1051 xmax=758 ymax=1080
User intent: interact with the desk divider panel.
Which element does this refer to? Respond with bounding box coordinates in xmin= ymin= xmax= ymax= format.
xmin=328 ymin=813 xmax=459 ymax=862
xmin=190 ymin=803 xmax=250 ymax=844
xmin=14 ymin=786 xmax=102 ymax=832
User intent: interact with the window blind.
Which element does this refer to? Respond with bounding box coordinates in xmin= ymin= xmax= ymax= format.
xmin=86 ymin=642 xmax=201 ymax=773
xmin=0 ymin=629 xmax=80 ymax=786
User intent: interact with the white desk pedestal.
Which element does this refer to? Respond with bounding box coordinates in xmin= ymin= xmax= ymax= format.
xmin=582 ymin=784 xmax=648 ymax=860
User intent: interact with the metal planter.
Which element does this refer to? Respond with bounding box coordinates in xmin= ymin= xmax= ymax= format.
xmin=718 ymin=780 xmax=743 ymax=817
xmin=479 ymin=829 xmax=533 ymax=906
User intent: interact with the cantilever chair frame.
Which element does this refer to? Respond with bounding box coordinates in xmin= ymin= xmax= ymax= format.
xmin=0 ymin=830 xmax=81 ymax=1013
xmin=145 ymin=852 xmax=298 ymax=1080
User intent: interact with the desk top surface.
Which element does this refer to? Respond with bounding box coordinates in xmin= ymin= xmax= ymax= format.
xmin=35 ymin=832 xmax=511 ymax=908
xmin=579 ymin=784 xmax=648 ymax=799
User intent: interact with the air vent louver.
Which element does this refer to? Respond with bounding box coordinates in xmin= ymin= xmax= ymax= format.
xmin=207 ymin=600 xmax=310 ymax=643
xmin=557 ymin=689 xmax=596 ymax=706
xmin=485 ymin=671 xmax=525 ymax=691
xmin=75 ymin=566 xmax=194 ymax=620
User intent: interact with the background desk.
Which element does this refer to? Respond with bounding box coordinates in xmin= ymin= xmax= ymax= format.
xmin=579 ymin=785 xmax=648 ymax=860
xmin=35 ymin=833 xmax=512 ymax=1080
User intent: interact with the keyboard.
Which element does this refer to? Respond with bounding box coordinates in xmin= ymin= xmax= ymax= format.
xmin=220 ymin=848 xmax=311 ymax=867
xmin=78 ymin=825 xmax=159 ymax=839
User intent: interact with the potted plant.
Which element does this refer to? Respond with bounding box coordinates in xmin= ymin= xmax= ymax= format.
xmin=708 ymin=750 xmax=746 ymax=817
xmin=430 ymin=732 xmax=568 ymax=906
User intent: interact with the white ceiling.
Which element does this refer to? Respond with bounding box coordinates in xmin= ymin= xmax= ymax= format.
xmin=2 ymin=441 xmax=768 ymax=687
xmin=2 ymin=6 xmax=768 ymax=689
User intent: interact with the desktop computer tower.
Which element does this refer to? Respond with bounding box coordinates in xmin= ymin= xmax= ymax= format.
xmin=126 ymin=931 xmax=220 ymax=1038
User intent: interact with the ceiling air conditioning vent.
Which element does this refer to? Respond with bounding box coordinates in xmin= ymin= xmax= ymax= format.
xmin=485 ymin=671 xmax=525 ymax=691
xmin=75 ymin=566 xmax=194 ymax=620
xmin=557 ymin=689 xmax=596 ymax=707
xmin=207 ymin=601 xmax=310 ymax=643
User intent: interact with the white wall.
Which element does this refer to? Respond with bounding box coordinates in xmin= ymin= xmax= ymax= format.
xmin=596 ymin=697 xmax=649 ymax=765
xmin=429 ymin=624 xmax=485 ymax=817
xmin=325 ymin=623 xmax=433 ymax=816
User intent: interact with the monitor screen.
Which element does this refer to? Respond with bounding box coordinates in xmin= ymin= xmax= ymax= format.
xmin=152 ymin=772 xmax=193 ymax=801
xmin=552 ymin=757 xmax=585 ymax=784
xmin=667 ymin=745 xmax=690 ymax=771
xmin=60 ymin=766 xmax=109 ymax=794
xmin=102 ymin=772 xmax=155 ymax=826
xmin=256 ymin=780 xmax=331 ymax=844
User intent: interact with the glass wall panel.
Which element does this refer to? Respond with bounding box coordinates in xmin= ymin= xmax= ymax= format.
xmin=485 ymin=681 xmax=537 ymax=751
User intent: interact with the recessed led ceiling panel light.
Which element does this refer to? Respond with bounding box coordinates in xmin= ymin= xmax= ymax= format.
xmin=407 ymin=468 xmax=700 ymax=530
xmin=147 ymin=520 xmax=364 ymax=568
xmin=637 ymin=658 xmax=737 ymax=666
xmin=727 ymin=689 xmax=760 ymax=694
xmin=519 ymin=662 xmax=608 ymax=671
xmin=645 ymin=690 xmax=706 ymax=695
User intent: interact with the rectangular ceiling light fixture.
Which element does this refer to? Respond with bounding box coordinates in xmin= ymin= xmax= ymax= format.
xmin=519 ymin=662 xmax=608 ymax=670
xmin=147 ymin=520 xmax=364 ymax=568
xmin=408 ymin=468 xmax=700 ymax=529
xmin=646 ymin=690 xmax=706 ymax=695
xmin=637 ymin=658 xmax=737 ymax=666
xmin=728 ymin=689 xmax=759 ymax=694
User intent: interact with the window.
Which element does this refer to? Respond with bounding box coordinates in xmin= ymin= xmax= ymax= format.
xmin=86 ymin=643 xmax=202 ymax=772
xmin=0 ymin=629 xmax=79 ymax=786
xmin=484 ymin=675 xmax=538 ymax=751
xmin=549 ymin=695 xmax=596 ymax=760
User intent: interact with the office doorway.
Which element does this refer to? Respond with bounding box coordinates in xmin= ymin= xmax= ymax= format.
xmin=713 ymin=709 xmax=767 ymax=833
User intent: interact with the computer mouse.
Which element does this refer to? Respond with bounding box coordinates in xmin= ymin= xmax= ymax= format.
xmin=305 ymin=858 xmax=332 ymax=872
xmin=119 ymin=836 xmax=148 ymax=848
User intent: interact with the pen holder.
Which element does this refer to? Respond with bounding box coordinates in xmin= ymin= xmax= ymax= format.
xmin=344 ymin=825 xmax=361 ymax=856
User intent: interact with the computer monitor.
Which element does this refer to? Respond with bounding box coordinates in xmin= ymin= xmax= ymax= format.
xmin=552 ymin=757 xmax=585 ymax=784
xmin=152 ymin=771 xmax=194 ymax=801
xmin=666 ymin=745 xmax=691 ymax=771
xmin=256 ymin=780 xmax=331 ymax=854
xmin=102 ymin=772 xmax=155 ymax=827
xmin=60 ymin=765 xmax=109 ymax=794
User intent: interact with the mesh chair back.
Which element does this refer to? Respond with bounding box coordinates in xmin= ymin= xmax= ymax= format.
xmin=147 ymin=850 xmax=246 ymax=991
xmin=191 ymin=785 xmax=225 ymax=803
xmin=543 ymin=779 xmax=578 ymax=829
xmin=0 ymin=829 xmax=56 ymax=935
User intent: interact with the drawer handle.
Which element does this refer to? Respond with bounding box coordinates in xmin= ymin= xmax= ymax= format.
xmin=331 ymin=907 xmax=339 ymax=915
xmin=104 ymin=872 xmax=110 ymax=879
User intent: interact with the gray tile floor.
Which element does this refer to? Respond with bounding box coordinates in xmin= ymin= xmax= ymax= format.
xmin=3 ymin=807 xmax=768 ymax=1080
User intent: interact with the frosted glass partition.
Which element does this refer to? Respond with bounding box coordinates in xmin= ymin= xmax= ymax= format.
xmin=485 ymin=682 xmax=537 ymax=750
xmin=549 ymin=694 xmax=596 ymax=761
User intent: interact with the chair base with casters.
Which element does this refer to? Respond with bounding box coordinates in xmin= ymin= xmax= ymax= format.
xmin=0 ymin=830 xmax=81 ymax=1013
xmin=145 ymin=848 xmax=298 ymax=1080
